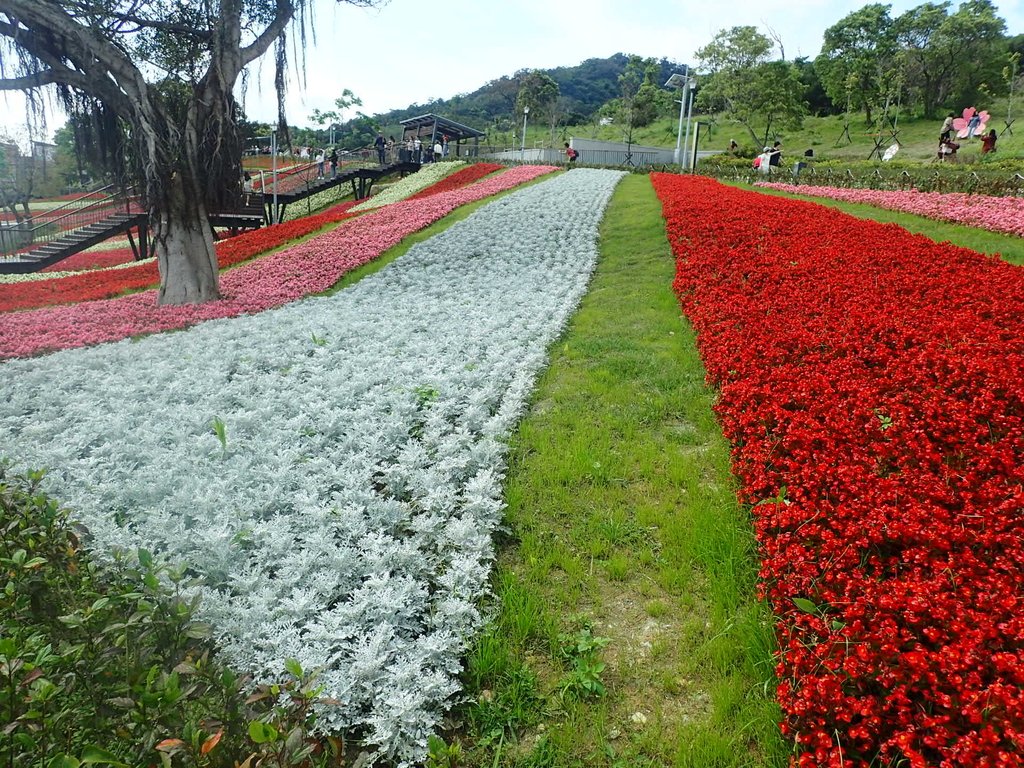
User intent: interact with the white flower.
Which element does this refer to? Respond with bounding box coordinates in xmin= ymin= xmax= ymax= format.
xmin=0 ymin=168 xmax=624 ymax=763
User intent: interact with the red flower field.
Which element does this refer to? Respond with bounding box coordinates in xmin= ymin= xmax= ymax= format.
xmin=0 ymin=200 xmax=361 ymax=313
xmin=652 ymin=173 xmax=1024 ymax=767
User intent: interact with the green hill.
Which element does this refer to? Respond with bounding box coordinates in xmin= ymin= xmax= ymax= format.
xmin=373 ymin=54 xmax=683 ymax=137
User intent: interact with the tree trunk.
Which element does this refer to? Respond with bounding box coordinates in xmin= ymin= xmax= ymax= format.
xmin=155 ymin=173 xmax=219 ymax=305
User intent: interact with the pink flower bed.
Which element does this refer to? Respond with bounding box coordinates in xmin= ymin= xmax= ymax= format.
xmin=0 ymin=165 xmax=554 ymax=359
xmin=756 ymin=183 xmax=1024 ymax=238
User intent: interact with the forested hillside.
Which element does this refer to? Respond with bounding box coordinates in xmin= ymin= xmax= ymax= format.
xmin=373 ymin=54 xmax=681 ymax=131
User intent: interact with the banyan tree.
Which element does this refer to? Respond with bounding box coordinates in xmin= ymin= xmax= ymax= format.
xmin=0 ymin=0 xmax=374 ymax=304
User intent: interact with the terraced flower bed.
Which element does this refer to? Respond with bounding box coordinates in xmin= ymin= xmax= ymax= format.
xmin=0 ymin=166 xmax=552 ymax=358
xmin=654 ymin=173 xmax=1024 ymax=768
xmin=756 ymin=182 xmax=1024 ymax=238
xmin=0 ymin=169 xmax=624 ymax=764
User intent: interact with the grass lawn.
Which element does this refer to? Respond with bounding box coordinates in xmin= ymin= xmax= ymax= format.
xmin=452 ymin=173 xmax=788 ymax=768
xmin=525 ymin=112 xmax=1024 ymax=168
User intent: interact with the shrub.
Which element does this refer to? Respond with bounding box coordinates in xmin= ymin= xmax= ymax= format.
xmin=0 ymin=463 xmax=344 ymax=768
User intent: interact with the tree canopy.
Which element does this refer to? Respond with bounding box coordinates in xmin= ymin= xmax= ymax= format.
xmin=0 ymin=0 xmax=375 ymax=304
xmin=696 ymin=27 xmax=807 ymax=146
xmin=816 ymin=0 xmax=1009 ymax=122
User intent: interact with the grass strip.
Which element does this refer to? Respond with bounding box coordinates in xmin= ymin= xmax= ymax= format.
xmin=455 ymin=174 xmax=788 ymax=767
xmin=740 ymin=182 xmax=1024 ymax=265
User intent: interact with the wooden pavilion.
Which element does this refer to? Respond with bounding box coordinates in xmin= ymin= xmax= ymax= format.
xmin=399 ymin=114 xmax=485 ymax=159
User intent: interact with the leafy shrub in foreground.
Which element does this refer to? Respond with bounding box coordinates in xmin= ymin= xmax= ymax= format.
xmin=0 ymin=464 xmax=344 ymax=768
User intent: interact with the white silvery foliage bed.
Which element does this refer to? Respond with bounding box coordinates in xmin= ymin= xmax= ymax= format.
xmin=350 ymin=161 xmax=464 ymax=211
xmin=0 ymin=168 xmax=624 ymax=764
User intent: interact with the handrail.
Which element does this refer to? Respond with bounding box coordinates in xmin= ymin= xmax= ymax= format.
xmin=29 ymin=183 xmax=119 ymax=222
xmin=0 ymin=186 xmax=142 ymax=260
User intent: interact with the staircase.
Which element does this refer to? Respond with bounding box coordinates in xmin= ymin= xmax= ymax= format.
xmin=0 ymin=212 xmax=148 ymax=274
xmin=0 ymin=188 xmax=147 ymax=274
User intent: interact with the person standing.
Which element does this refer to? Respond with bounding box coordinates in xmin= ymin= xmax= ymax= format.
xmin=793 ymin=148 xmax=813 ymax=177
xmin=329 ymin=147 xmax=339 ymax=178
xmin=981 ymin=129 xmax=998 ymax=154
xmin=413 ymin=136 xmax=422 ymax=163
xmin=315 ymin=148 xmax=325 ymax=179
xmin=966 ymin=112 xmax=982 ymax=139
xmin=940 ymin=113 xmax=954 ymax=141
xmin=374 ymin=133 xmax=386 ymax=164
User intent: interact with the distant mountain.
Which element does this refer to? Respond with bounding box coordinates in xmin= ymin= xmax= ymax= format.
xmin=373 ymin=53 xmax=684 ymax=133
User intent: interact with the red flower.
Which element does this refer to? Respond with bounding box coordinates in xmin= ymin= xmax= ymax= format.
xmin=653 ymin=173 xmax=1024 ymax=767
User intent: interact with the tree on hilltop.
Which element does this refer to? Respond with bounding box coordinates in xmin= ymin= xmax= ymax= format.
xmin=0 ymin=0 xmax=377 ymax=305
xmin=696 ymin=27 xmax=806 ymax=147
xmin=515 ymin=70 xmax=560 ymax=127
xmin=815 ymin=4 xmax=897 ymax=125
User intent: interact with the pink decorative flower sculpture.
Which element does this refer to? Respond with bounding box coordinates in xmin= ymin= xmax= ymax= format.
xmin=952 ymin=106 xmax=989 ymax=138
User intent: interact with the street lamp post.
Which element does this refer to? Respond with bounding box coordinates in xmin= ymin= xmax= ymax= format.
xmin=665 ymin=69 xmax=696 ymax=172
xmin=270 ymin=128 xmax=278 ymax=224
xmin=682 ymin=85 xmax=695 ymax=172
xmin=520 ymin=106 xmax=529 ymax=163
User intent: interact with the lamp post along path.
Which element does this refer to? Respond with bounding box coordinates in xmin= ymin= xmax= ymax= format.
xmin=270 ymin=128 xmax=278 ymax=224
xmin=682 ymin=85 xmax=695 ymax=172
xmin=666 ymin=70 xmax=696 ymax=172
xmin=520 ymin=106 xmax=530 ymax=163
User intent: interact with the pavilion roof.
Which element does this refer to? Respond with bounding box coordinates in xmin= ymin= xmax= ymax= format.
xmin=399 ymin=114 xmax=485 ymax=140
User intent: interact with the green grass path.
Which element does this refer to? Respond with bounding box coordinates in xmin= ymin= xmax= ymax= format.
xmin=742 ymin=183 xmax=1024 ymax=265
xmin=455 ymin=174 xmax=787 ymax=768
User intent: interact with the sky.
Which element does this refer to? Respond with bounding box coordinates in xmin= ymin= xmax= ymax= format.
xmin=2 ymin=0 xmax=1023 ymax=142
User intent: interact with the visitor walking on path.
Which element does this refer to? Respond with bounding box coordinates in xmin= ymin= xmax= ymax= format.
xmin=315 ymin=148 xmax=325 ymax=179
xmin=374 ymin=133 xmax=386 ymax=164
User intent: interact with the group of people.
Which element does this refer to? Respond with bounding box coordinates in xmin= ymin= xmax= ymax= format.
xmin=752 ymin=141 xmax=785 ymax=173
xmin=388 ymin=133 xmax=452 ymax=164
xmin=938 ymin=112 xmax=997 ymax=162
xmin=308 ymin=132 xmax=456 ymax=175
xmin=314 ymin=147 xmax=340 ymax=179
xmin=747 ymin=141 xmax=816 ymax=177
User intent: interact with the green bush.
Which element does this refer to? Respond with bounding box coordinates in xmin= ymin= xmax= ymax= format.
xmin=0 ymin=463 xmax=346 ymax=768
xmin=698 ymin=155 xmax=1024 ymax=195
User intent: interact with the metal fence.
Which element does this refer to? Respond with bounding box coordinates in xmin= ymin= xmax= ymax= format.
xmin=0 ymin=186 xmax=142 ymax=260
xmin=699 ymin=161 xmax=1024 ymax=196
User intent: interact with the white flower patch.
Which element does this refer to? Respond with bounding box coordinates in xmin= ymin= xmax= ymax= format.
xmin=281 ymin=186 xmax=351 ymax=221
xmin=350 ymin=162 xmax=465 ymax=212
xmin=75 ymin=236 xmax=130 ymax=253
xmin=0 ymin=168 xmax=624 ymax=765
xmin=0 ymin=257 xmax=157 ymax=283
